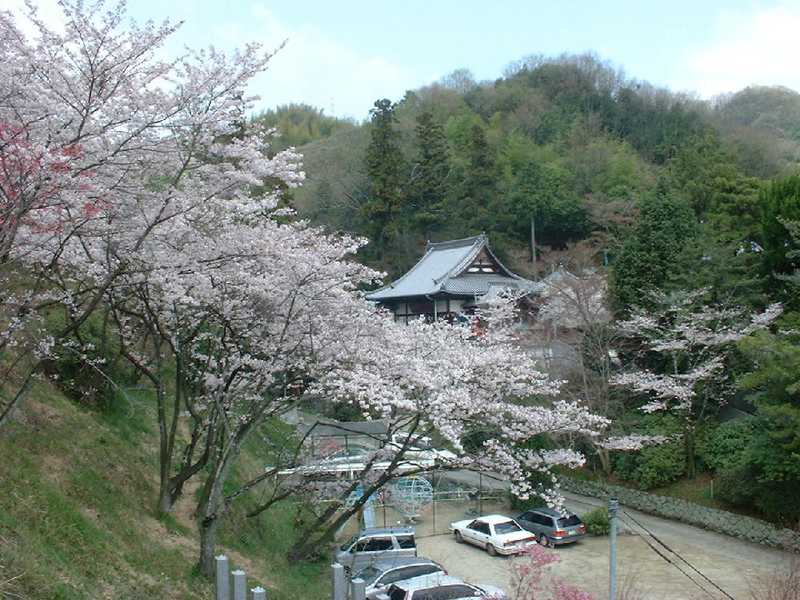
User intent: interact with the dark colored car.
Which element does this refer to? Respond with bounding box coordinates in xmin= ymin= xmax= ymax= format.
xmin=515 ymin=507 xmax=586 ymax=547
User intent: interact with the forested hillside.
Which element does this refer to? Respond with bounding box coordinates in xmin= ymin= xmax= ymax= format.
xmin=279 ymin=54 xmax=800 ymax=284
xmin=262 ymin=55 xmax=800 ymax=526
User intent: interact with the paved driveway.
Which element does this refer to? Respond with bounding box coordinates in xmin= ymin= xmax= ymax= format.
xmin=416 ymin=492 xmax=793 ymax=600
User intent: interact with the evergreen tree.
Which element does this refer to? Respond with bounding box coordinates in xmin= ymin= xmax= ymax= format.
xmin=610 ymin=181 xmax=697 ymax=312
xmin=458 ymin=123 xmax=496 ymax=231
xmin=361 ymin=99 xmax=407 ymax=256
xmin=409 ymin=111 xmax=450 ymax=233
xmin=760 ymin=175 xmax=800 ymax=290
xmin=498 ymin=157 xmax=587 ymax=248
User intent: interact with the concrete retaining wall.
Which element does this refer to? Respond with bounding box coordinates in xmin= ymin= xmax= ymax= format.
xmin=561 ymin=477 xmax=800 ymax=553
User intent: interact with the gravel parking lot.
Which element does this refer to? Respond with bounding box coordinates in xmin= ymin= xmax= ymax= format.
xmin=416 ymin=493 xmax=794 ymax=600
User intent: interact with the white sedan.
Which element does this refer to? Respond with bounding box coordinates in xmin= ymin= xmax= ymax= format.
xmin=450 ymin=514 xmax=537 ymax=556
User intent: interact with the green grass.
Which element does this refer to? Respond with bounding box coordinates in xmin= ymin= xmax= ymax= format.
xmin=0 ymin=378 xmax=329 ymax=599
xmin=219 ymin=500 xmax=330 ymax=600
xmin=650 ymin=473 xmax=722 ymax=509
xmin=650 ymin=473 xmax=765 ymax=521
xmin=215 ymin=421 xmax=330 ymax=600
xmin=567 ymin=468 xmax=768 ymax=521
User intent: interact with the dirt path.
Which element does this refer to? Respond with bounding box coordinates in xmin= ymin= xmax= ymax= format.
xmin=416 ymin=492 xmax=794 ymax=600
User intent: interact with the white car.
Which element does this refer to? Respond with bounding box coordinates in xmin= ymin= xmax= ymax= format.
xmin=450 ymin=514 xmax=537 ymax=556
xmin=354 ymin=557 xmax=446 ymax=599
xmin=382 ymin=573 xmax=506 ymax=599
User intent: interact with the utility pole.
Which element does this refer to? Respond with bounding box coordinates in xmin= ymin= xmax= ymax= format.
xmin=608 ymin=498 xmax=619 ymax=600
xmin=530 ymin=216 xmax=537 ymax=276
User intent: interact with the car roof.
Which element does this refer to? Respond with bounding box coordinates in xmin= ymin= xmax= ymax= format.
xmin=527 ymin=507 xmax=572 ymax=517
xmin=359 ymin=526 xmax=415 ymax=536
xmin=475 ymin=514 xmax=517 ymax=524
xmin=392 ymin=574 xmax=466 ymax=591
xmin=363 ymin=557 xmax=439 ymax=571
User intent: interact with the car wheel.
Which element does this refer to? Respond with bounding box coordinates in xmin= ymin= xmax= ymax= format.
xmin=486 ymin=543 xmax=498 ymax=557
xmin=455 ymin=530 xmax=463 ymax=543
xmin=540 ymin=534 xmax=554 ymax=548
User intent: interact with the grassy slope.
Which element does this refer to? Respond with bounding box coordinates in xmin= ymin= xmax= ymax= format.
xmin=567 ymin=468 xmax=769 ymax=521
xmin=0 ymin=381 xmax=329 ymax=600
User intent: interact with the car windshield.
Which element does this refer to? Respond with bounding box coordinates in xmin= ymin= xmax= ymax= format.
xmin=339 ymin=534 xmax=359 ymax=551
xmin=557 ymin=515 xmax=582 ymax=527
xmin=354 ymin=565 xmax=382 ymax=586
xmin=494 ymin=520 xmax=522 ymax=534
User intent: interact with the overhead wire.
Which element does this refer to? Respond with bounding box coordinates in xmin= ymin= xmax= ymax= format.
xmin=617 ymin=513 xmax=717 ymax=599
xmin=620 ymin=510 xmax=736 ymax=600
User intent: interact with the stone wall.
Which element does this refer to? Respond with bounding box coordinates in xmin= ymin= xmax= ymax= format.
xmin=561 ymin=477 xmax=800 ymax=553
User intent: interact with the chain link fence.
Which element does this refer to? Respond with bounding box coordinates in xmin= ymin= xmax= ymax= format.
xmin=337 ymin=470 xmax=513 ymax=540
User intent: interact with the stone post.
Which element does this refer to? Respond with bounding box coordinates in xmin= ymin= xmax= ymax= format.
xmin=215 ymin=555 xmax=230 ymax=600
xmin=231 ymin=569 xmax=246 ymax=600
xmin=351 ymin=577 xmax=366 ymax=600
xmin=331 ymin=563 xmax=347 ymax=600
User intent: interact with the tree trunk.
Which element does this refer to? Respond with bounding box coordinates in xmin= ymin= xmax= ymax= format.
xmin=196 ymin=428 xmax=244 ymax=577
xmin=155 ymin=382 xmax=173 ymax=517
xmin=158 ymin=480 xmax=174 ymax=514
xmin=289 ymin=472 xmax=392 ymax=561
xmin=685 ymin=424 xmax=696 ymax=479
xmin=597 ymin=447 xmax=612 ymax=477
xmin=198 ymin=515 xmax=219 ymax=578
xmin=0 ymin=369 xmax=34 ymax=429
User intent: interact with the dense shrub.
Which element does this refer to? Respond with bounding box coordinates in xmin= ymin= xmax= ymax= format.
xmin=702 ymin=418 xmax=755 ymax=472
xmin=581 ymin=507 xmax=610 ymax=536
xmin=631 ymin=443 xmax=685 ymax=489
xmin=715 ymin=462 xmax=760 ymax=507
xmin=42 ymin=312 xmax=133 ymax=410
xmin=713 ymin=419 xmax=800 ymax=525
xmin=613 ymin=414 xmax=685 ymax=489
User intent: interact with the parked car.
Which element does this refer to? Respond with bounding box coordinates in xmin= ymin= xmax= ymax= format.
xmin=515 ymin=507 xmax=586 ymax=547
xmin=353 ymin=557 xmax=446 ymax=599
xmin=449 ymin=514 xmax=537 ymax=556
xmin=382 ymin=573 xmax=506 ymax=599
xmin=336 ymin=526 xmax=417 ymax=572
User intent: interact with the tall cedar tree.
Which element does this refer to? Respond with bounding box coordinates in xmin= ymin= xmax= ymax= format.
xmin=459 ymin=123 xmax=496 ymax=231
xmin=610 ymin=180 xmax=697 ymax=312
xmin=410 ymin=111 xmax=450 ymax=234
xmin=761 ymin=175 xmax=800 ymax=295
xmin=499 ymin=160 xmax=587 ymax=248
xmin=362 ymin=99 xmax=407 ymax=257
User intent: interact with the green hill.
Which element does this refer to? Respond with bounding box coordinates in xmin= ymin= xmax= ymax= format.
xmin=284 ymin=54 xmax=800 ymax=278
xmin=0 ymin=381 xmax=328 ymax=600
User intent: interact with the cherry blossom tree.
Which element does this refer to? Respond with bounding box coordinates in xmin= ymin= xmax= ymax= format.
xmin=180 ymin=229 xmax=378 ymax=575
xmin=531 ymin=262 xmax=665 ymax=476
xmin=285 ymin=298 xmax=614 ymax=561
xmin=0 ymin=2 xmax=640 ymax=581
xmin=0 ymin=0 xmax=298 ymax=425
xmin=611 ymin=289 xmax=782 ymax=476
xmin=534 ymin=267 xmax=624 ymax=474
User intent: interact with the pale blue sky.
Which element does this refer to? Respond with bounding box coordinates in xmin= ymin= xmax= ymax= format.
xmin=12 ymin=0 xmax=800 ymax=119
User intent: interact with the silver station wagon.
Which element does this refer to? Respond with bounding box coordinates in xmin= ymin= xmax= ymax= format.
xmin=515 ymin=507 xmax=586 ymax=547
xmin=335 ymin=527 xmax=417 ymax=572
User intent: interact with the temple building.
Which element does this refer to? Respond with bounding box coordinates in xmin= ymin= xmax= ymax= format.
xmin=365 ymin=234 xmax=539 ymax=324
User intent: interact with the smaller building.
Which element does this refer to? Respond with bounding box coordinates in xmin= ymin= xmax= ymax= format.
xmin=366 ymin=234 xmax=538 ymax=324
xmin=298 ymin=420 xmax=390 ymax=459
